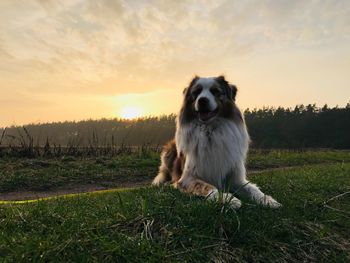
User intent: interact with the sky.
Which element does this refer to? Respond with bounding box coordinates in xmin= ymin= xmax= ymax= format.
xmin=0 ymin=0 xmax=349 ymax=127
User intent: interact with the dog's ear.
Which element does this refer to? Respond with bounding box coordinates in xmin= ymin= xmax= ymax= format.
xmin=216 ymin=75 xmax=237 ymax=101
xmin=189 ymin=75 xmax=199 ymax=88
xmin=183 ymin=76 xmax=199 ymax=96
xmin=229 ymin=84 xmax=237 ymax=101
xmin=216 ymin=75 xmax=227 ymax=84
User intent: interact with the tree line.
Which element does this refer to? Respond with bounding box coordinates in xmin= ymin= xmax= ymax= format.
xmin=244 ymin=104 xmax=350 ymax=148
xmin=0 ymin=104 xmax=349 ymax=149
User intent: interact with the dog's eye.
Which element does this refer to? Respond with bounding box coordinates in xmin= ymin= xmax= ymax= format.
xmin=210 ymin=87 xmax=221 ymax=96
xmin=192 ymin=88 xmax=202 ymax=98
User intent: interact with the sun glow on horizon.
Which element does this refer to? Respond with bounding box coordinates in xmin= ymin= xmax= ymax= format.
xmin=120 ymin=106 xmax=144 ymax=119
xmin=114 ymin=89 xmax=182 ymax=121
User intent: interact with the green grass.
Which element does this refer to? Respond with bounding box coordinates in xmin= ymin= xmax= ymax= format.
xmin=0 ymin=150 xmax=349 ymax=193
xmin=0 ymin=153 xmax=160 ymax=192
xmin=247 ymin=149 xmax=350 ymax=169
xmin=1 ymin=163 xmax=349 ymax=262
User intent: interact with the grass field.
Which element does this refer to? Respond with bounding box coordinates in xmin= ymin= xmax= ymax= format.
xmin=1 ymin=149 xmax=349 ymax=194
xmin=0 ymin=150 xmax=350 ymax=262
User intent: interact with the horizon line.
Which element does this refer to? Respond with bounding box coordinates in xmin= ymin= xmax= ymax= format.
xmin=1 ymin=102 xmax=349 ymax=130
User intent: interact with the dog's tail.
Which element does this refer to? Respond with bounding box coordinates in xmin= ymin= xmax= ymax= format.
xmin=152 ymin=140 xmax=178 ymax=186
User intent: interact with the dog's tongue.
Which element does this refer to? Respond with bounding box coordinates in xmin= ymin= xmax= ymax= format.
xmin=199 ymin=111 xmax=215 ymax=121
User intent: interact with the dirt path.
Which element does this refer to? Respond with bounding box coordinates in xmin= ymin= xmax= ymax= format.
xmin=0 ymin=166 xmax=299 ymax=201
xmin=0 ymin=180 xmax=153 ymax=201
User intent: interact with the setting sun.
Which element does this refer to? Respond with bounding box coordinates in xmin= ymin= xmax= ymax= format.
xmin=120 ymin=107 xmax=144 ymax=119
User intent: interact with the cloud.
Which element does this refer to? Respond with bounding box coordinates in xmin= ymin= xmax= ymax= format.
xmin=0 ymin=0 xmax=349 ymax=98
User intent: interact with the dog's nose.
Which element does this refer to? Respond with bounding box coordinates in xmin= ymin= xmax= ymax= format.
xmin=198 ymin=97 xmax=209 ymax=107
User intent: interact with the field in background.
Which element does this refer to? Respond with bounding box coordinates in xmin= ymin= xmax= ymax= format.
xmin=1 ymin=149 xmax=349 ymax=199
xmin=0 ymin=160 xmax=350 ymax=262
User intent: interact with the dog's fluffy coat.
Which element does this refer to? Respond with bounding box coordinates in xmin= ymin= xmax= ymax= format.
xmin=153 ymin=76 xmax=281 ymax=208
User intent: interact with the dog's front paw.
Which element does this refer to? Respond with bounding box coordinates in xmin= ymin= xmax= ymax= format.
xmin=152 ymin=177 xmax=162 ymax=186
xmin=172 ymin=181 xmax=188 ymax=193
xmin=260 ymin=195 xmax=282 ymax=209
xmin=224 ymin=193 xmax=242 ymax=209
xmin=207 ymin=191 xmax=242 ymax=209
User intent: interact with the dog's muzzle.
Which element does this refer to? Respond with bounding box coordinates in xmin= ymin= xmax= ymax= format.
xmin=196 ymin=97 xmax=218 ymax=122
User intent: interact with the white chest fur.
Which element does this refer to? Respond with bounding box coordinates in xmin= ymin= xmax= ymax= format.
xmin=175 ymin=119 xmax=249 ymax=189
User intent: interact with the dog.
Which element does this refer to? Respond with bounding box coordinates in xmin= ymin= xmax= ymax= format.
xmin=152 ymin=75 xmax=281 ymax=209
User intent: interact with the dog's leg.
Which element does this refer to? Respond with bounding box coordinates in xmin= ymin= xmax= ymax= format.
xmin=176 ymin=160 xmax=241 ymax=209
xmin=152 ymin=141 xmax=177 ymax=186
xmin=175 ymin=178 xmax=242 ymax=209
xmin=231 ymin=162 xmax=282 ymax=208
xmin=152 ymin=166 xmax=170 ymax=186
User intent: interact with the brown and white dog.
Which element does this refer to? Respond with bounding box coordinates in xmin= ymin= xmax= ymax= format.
xmin=152 ymin=76 xmax=281 ymax=209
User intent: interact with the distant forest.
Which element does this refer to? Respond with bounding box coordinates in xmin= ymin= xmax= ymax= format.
xmin=1 ymin=104 xmax=349 ymax=149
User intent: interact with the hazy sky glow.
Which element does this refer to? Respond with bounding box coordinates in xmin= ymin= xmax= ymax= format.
xmin=0 ymin=0 xmax=349 ymax=127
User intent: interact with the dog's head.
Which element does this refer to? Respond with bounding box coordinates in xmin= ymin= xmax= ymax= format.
xmin=180 ymin=75 xmax=240 ymax=124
